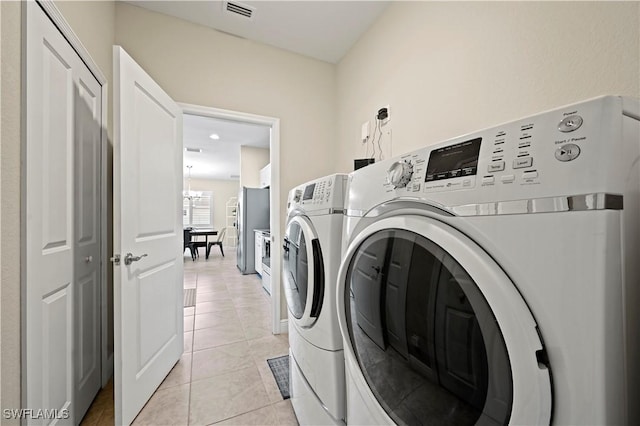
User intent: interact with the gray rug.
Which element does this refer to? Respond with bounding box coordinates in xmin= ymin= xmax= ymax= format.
xmin=267 ymin=355 xmax=290 ymax=400
xmin=183 ymin=288 xmax=196 ymax=307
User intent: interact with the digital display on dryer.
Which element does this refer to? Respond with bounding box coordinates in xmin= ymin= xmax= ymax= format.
xmin=302 ymin=183 xmax=316 ymax=200
xmin=425 ymin=138 xmax=482 ymax=182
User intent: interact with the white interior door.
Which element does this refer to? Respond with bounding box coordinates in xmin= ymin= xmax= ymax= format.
xmin=113 ymin=46 xmax=184 ymax=425
xmin=25 ymin=3 xmax=102 ymax=424
xmin=73 ymin=35 xmax=103 ymax=423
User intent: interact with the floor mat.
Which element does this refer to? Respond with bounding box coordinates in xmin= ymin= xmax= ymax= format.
xmin=267 ymin=355 xmax=290 ymax=400
xmin=183 ymin=288 xmax=196 ymax=308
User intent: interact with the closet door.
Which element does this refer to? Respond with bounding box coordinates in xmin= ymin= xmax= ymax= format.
xmin=73 ymin=44 xmax=103 ymax=423
xmin=25 ymin=2 xmax=102 ymax=423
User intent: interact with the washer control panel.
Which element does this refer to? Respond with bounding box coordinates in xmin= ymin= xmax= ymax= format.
xmin=376 ymin=96 xmax=625 ymax=201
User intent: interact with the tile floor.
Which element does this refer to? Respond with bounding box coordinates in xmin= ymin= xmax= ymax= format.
xmin=81 ymin=247 xmax=297 ymax=426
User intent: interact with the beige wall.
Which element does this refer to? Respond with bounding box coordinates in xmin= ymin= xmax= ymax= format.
xmin=240 ymin=146 xmax=270 ymax=188
xmin=336 ymin=1 xmax=640 ymax=170
xmin=188 ymin=178 xmax=239 ymax=231
xmin=0 ymin=0 xmax=3 ymax=408
xmin=55 ymin=0 xmax=115 ymax=143
xmin=1 ymin=1 xmax=21 ymax=418
xmin=114 ymin=4 xmax=339 ymax=235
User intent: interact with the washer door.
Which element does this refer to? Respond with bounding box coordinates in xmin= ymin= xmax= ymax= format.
xmin=337 ymin=215 xmax=552 ymax=425
xmin=283 ymin=215 xmax=325 ymax=328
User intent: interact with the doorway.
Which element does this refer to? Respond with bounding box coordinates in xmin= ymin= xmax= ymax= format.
xmin=81 ymin=106 xmax=283 ymax=424
xmin=180 ymin=103 xmax=282 ymax=335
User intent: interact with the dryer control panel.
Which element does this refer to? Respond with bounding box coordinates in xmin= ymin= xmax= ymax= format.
xmin=287 ymin=173 xmax=348 ymax=213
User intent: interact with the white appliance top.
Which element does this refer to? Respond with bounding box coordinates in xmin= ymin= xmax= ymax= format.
xmin=287 ymin=173 xmax=348 ymax=214
xmin=347 ymin=96 xmax=639 ymax=215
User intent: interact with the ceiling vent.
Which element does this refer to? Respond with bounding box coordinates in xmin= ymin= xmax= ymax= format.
xmin=223 ymin=1 xmax=254 ymax=19
xmin=185 ymin=147 xmax=202 ymax=153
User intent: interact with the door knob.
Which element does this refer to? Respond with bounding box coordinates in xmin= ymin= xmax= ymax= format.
xmin=124 ymin=253 xmax=148 ymax=265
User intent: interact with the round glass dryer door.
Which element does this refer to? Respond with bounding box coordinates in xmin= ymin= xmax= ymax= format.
xmin=283 ymin=215 xmax=325 ymax=328
xmin=339 ymin=216 xmax=552 ymax=425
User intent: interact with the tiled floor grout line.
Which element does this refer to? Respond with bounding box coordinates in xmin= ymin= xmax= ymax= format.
xmin=185 ymin=269 xmax=198 ymax=426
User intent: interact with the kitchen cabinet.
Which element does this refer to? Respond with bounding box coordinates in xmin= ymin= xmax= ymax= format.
xmin=260 ymin=163 xmax=271 ymax=188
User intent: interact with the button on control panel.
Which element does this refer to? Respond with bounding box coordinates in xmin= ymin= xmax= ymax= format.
xmin=488 ymin=162 xmax=505 ymax=173
xmin=558 ymin=115 xmax=583 ymax=133
xmin=513 ymin=157 xmax=533 ymax=169
xmin=555 ymin=143 xmax=581 ymax=162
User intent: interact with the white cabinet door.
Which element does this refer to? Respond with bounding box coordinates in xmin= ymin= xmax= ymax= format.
xmin=113 ymin=46 xmax=184 ymax=425
xmin=260 ymin=163 xmax=271 ymax=188
xmin=255 ymin=231 xmax=263 ymax=276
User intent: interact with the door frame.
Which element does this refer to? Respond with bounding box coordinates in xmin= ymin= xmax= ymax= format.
xmin=179 ymin=103 xmax=283 ymax=334
xmin=21 ymin=0 xmax=112 ymax=406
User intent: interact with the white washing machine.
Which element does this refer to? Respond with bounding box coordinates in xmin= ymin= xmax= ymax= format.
xmin=337 ymin=96 xmax=640 ymax=425
xmin=284 ymin=174 xmax=348 ymax=425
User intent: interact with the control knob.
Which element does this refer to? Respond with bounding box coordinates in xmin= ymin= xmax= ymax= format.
xmin=387 ymin=160 xmax=414 ymax=188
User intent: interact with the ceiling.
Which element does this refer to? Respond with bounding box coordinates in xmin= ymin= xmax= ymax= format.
xmin=123 ymin=0 xmax=390 ymax=63
xmin=128 ymin=1 xmax=390 ymax=182
xmin=183 ymin=114 xmax=270 ymax=181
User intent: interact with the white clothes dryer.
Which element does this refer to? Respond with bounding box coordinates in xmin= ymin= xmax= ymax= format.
xmin=337 ymin=96 xmax=640 ymax=425
xmin=284 ymin=174 xmax=348 ymax=425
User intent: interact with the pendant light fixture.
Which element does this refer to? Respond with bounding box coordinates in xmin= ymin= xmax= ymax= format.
xmin=183 ymin=165 xmax=200 ymax=200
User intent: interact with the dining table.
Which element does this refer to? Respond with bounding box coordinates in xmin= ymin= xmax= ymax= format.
xmin=189 ymin=229 xmax=218 ymax=259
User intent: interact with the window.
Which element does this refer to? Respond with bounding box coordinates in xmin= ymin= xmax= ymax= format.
xmin=183 ymin=191 xmax=213 ymax=228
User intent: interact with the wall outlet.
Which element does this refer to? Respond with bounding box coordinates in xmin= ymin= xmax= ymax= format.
xmin=378 ymin=105 xmax=390 ymax=125
xmin=361 ymin=121 xmax=370 ymax=143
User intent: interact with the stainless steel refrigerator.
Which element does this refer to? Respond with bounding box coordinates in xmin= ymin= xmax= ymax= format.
xmin=236 ymin=187 xmax=270 ymax=274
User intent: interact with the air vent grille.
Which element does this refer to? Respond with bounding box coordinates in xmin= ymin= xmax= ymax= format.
xmin=185 ymin=147 xmax=202 ymax=153
xmin=224 ymin=1 xmax=254 ymax=19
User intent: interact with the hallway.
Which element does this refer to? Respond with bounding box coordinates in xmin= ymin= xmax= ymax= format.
xmin=81 ymin=247 xmax=296 ymax=425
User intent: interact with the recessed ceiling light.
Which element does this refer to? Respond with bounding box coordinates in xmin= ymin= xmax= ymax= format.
xmin=209 ymin=133 xmax=220 ymax=140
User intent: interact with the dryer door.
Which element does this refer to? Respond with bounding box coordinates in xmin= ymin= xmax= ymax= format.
xmin=337 ymin=215 xmax=552 ymax=425
xmin=283 ymin=215 xmax=325 ymax=328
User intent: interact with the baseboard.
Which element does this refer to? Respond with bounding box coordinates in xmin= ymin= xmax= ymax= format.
xmin=102 ymin=354 xmax=114 ymax=386
xmin=279 ymin=319 xmax=288 ymax=334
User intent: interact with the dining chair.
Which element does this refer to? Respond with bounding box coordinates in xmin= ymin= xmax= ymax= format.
xmin=183 ymin=228 xmax=196 ymax=261
xmin=206 ymin=227 xmax=227 ymax=258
